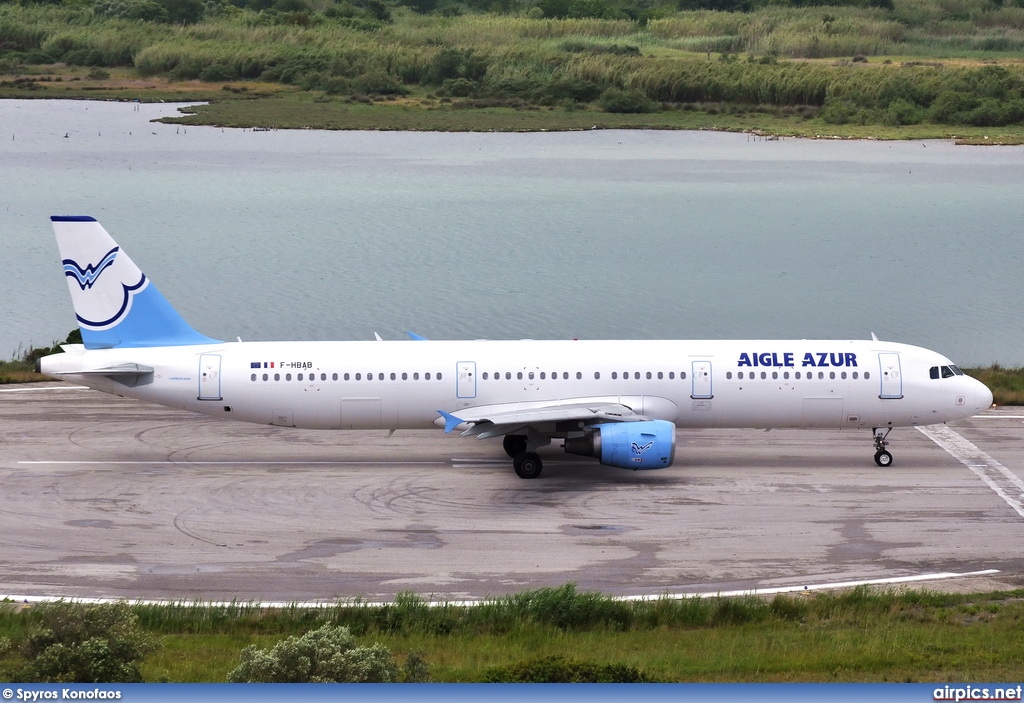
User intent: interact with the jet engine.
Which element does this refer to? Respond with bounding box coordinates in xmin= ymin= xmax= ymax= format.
xmin=563 ymin=420 xmax=676 ymax=470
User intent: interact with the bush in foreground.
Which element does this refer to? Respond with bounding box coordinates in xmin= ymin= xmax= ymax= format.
xmin=20 ymin=602 xmax=158 ymax=683
xmin=228 ymin=624 xmax=427 ymax=682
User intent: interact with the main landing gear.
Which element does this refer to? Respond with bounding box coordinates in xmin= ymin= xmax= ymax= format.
xmin=872 ymin=426 xmax=893 ymax=467
xmin=503 ymin=434 xmax=544 ymax=479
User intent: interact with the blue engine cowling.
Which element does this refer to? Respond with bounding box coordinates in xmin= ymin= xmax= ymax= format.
xmin=563 ymin=420 xmax=676 ymax=470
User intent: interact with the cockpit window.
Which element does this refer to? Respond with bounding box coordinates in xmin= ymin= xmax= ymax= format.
xmin=931 ymin=365 xmax=963 ymax=379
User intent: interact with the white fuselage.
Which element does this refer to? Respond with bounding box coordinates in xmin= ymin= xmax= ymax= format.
xmin=42 ymin=338 xmax=991 ymax=432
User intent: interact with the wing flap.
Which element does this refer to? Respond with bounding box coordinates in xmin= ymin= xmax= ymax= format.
xmin=436 ymin=399 xmax=646 ymax=437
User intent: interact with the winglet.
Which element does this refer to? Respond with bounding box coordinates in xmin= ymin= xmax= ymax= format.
xmin=437 ymin=409 xmax=465 ymax=433
xmin=406 ymin=331 xmax=428 ymax=341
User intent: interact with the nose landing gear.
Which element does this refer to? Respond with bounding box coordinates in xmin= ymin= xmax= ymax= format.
xmin=873 ymin=426 xmax=893 ymax=467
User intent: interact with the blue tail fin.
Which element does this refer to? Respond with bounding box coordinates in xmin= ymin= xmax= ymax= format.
xmin=52 ymin=216 xmax=220 ymax=349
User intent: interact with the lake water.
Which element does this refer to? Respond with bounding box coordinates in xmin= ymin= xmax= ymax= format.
xmin=2 ymin=99 xmax=1022 ymax=366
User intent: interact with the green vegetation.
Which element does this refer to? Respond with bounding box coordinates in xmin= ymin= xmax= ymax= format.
xmin=228 ymin=624 xmax=426 ymax=682
xmin=3 ymin=0 xmax=1024 ymax=138
xmin=12 ymin=602 xmax=158 ymax=683
xmin=0 ymin=330 xmax=80 ymax=383
xmin=964 ymin=366 xmax=1024 ymax=406
xmin=3 ymin=585 xmax=1024 ymax=682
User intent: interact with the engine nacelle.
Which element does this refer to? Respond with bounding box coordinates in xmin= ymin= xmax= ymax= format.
xmin=564 ymin=420 xmax=676 ymax=470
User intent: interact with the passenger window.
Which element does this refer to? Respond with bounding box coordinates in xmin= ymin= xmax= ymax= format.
xmin=425 ymin=373 xmax=432 ymax=380
xmin=286 ymin=373 xmax=292 ymax=381
xmin=865 ymin=372 xmax=870 ymax=379
xmin=262 ymin=373 xmax=269 ymax=381
xmin=297 ymin=373 xmax=303 ymax=381
xmin=344 ymin=373 xmax=350 ymax=381
xmin=274 ymin=373 xmax=280 ymax=381
xmin=437 ymin=372 xmax=442 ymax=380
xmin=333 ymin=373 xmax=339 ymax=381
xmin=390 ymin=373 xmax=396 ymax=380
xmin=517 ymin=372 xmax=523 ymax=380
xmin=414 ymin=372 xmax=420 ymax=380
xmin=657 ymin=371 xmax=663 ymax=380
xmin=818 ymin=372 xmax=824 ymax=379
xmin=594 ymin=372 xmax=601 ymax=379
xmin=681 ymin=372 xmax=687 ymax=379
xmin=612 ymin=372 xmax=618 ymax=379
xmin=726 ymin=372 xmax=733 ymax=379
xmin=783 ymin=372 xmax=790 ymax=379
xmin=841 ymin=371 xmax=847 ymax=379
xmin=251 ymin=373 xmax=257 ymax=381
xmin=529 ymin=372 xmax=535 ymax=380
xmin=760 ymin=371 xmax=767 ymax=379
xmin=355 ymin=373 xmax=361 ymax=381
xmin=505 ymin=372 xmax=511 ymax=380
xmin=540 ymin=372 xmax=546 ymax=380
xmin=772 ymin=371 xmax=778 ymax=380
xmin=829 ymin=371 xmax=836 ymax=380
xmin=669 ymin=372 xmax=675 ymax=380
xmin=646 ymin=372 xmax=652 ymax=379
xmin=852 ymin=372 xmax=857 ymax=379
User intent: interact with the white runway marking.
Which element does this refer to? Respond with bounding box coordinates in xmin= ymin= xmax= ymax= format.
xmin=0 ymin=385 xmax=88 ymax=393
xmin=1 ymin=569 xmax=1000 ymax=608
xmin=918 ymin=425 xmax=1024 ymax=519
xmin=18 ymin=460 xmax=448 ymax=466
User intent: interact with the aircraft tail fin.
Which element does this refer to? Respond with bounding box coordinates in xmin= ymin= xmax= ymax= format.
xmin=51 ymin=216 xmax=220 ymax=349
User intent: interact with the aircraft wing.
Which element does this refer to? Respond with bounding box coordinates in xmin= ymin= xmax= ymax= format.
xmin=437 ymin=400 xmax=647 ymax=439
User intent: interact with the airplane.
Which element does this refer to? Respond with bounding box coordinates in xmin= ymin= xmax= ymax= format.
xmin=38 ymin=216 xmax=993 ymax=479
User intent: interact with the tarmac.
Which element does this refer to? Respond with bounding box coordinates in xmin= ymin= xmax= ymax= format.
xmin=3 ymin=382 xmax=1023 ymax=603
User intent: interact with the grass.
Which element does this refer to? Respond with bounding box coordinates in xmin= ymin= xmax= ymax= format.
xmin=964 ymin=366 xmax=1024 ymax=407
xmin=4 ymin=585 xmax=1024 ymax=682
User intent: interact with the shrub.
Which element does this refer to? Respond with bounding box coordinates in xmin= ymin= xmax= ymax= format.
xmin=20 ymin=602 xmax=158 ymax=683
xmin=424 ymin=47 xmax=488 ymax=86
xmin=199 ymin=63 xmax=236 ymax=82
xmin=482 ymin=655 xmax=652 ymax=683
xmin=597 ymin=86 xmax=656 ymax=113
xmin=228 ymin=624 xmax=408 ymax=683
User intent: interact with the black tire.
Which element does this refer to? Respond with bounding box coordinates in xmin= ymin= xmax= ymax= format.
xmin=503 ymin=434 xmax=528 ymax=458
xmin=874 ymin=450 xmax=893 ymax=467
xmin=513 ymin=451 xmax=543 ymax=479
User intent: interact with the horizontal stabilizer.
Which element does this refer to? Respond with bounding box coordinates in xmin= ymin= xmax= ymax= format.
xmin=69 ymin=363 xmax=155 ymax=377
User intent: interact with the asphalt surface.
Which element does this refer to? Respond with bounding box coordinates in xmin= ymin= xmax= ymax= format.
xmin=3 ymin=383 xmax=1023 ymax=602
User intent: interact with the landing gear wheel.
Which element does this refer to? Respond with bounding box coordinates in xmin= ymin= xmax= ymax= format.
xmin=503 ymin=434 xmax=528 ymax=458
xmin=874 ymin=450 xmax=893 ymax=467
xmin=513 ymin=452 xmax=543 ymax=479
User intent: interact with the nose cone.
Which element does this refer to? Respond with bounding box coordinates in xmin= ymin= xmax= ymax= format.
xmin=978 ymin=380 xmax=994 ymax=411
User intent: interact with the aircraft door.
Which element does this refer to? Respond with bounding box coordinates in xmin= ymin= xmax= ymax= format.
xmin=198 ymin=354 xmax=222 ymax=401
xmin=691 ymin=360 xmax=713 ymax=399
xmin=456 ymin=361 xmax=476 ymax=399
xmin=878 ymin=352 xmax=903 ymax=399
